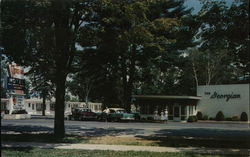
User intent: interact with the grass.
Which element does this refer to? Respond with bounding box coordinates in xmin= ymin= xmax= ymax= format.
xmin=1 ymin=134 xmax=250 ymax=148
xmin=1 ymin=133 xmax=249 ymax=149
xmin=1 ymin=148 xmax=230 ymax=157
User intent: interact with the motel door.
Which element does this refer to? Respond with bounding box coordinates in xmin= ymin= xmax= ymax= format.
xmin=173 ymin=104 xmax=181 ymax=121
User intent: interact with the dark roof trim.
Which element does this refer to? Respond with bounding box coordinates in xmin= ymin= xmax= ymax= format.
xmin=132 ymin=95 xmax=201 ymax=100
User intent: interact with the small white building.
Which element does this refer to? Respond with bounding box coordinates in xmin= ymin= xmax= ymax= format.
xmin=197 ymin=84 xmax=250 ymax=119
xmin=1 ymin=97 xmax=103 ymax=116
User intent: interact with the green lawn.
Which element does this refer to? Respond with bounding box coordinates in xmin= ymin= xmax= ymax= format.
xmin=2 ymin=133 xmax=249 ymax=149
xmin=1 ymin=148 xmax=228 ymax=157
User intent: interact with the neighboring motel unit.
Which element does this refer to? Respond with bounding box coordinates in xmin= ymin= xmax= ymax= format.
xmin=1 ymin=98 xmax=102 ymax=115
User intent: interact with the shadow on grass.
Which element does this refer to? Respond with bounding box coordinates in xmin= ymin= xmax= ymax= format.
xmin=136 ymin=128 xmax=250 ymax=149
xmin=1 ymin=124 xmax=53 ymax=134
xmin=1 ymin=123 xmax=144 ymax=136
xmin=1 ymin=133 xmax=88 ymax=143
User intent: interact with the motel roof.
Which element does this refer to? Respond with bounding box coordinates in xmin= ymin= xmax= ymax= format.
xmin=132 ymin=95 xmax=201 ymax=100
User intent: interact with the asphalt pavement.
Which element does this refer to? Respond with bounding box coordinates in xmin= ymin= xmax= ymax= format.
xmin=1 ymin=119 xmax=250 ymax=138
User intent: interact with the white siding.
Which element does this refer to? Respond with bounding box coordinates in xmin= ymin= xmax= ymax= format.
xmin=197 ymin=84 xmax=250 ymax=118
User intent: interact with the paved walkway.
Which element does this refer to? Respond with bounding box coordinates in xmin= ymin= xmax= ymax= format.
xmin=2 ymin=141 xmax=250 ymax=156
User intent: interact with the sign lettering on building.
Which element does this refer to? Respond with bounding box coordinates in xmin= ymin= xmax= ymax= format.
xmin=209 ymin=92 xmax=240 ymax=101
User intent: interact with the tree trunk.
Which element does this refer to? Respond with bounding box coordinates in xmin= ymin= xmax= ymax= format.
xmin=121 ymin=56 xmax=128 ymax=109
xmin=54 ymin=70 xmax=66 ymax=138
xmin=125 ymin=45 xmax=136 ymax=112
xmin=42 ymin=90 xmax=46 ymax=116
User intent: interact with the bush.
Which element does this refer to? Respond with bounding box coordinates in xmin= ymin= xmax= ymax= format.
xmin=196 ymin=111 xmax=203 ymax=120
xmin=12 ymin=110 xmax=28 ymax=114
xmin=147 ymin=117 xmax=154 ymax=121
xmin=225 ymin=117 xmax=232 ymax=121
xmin=187 ymin=116 xmax=198 ymax=122
xmin=232 ymin=116 xmax=240 ymax=121
xmin=240 ymin=112 xmax=248 ymax=121
xmin=209 ymin=117 xmax=216 ymax=120
xmin=209 ymin=117 xmax=215 ymax=120
xmin=203 ymin=115 xmax=209 ymax=120
xmin=216 ymin=111 xmax=224 ymax=121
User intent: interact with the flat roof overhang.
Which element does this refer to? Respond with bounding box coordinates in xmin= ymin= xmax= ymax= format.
xmin=132 ymin=95 xmax=201 ymax=100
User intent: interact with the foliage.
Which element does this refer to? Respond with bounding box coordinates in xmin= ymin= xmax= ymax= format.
xmin=1 ymin=0 xmax=97 ymax=137
xmin=187 ymin=116 xmax=198 ymax=122
xmin=215 ymin=111 xmax=224 ymax=121
xmin=225 ymin=117 xmax=232 ymax=121
xmin=240 ymin=112 xmax=248 ymax=121
xmin=67 ymin=0 xmax=199 ymax=108
xmin=187 ymin=48 xmax=237 ymax=86
xmin=197 ymin=0 xmax=249 ymax=82
xmin=1 ymin=55 xmax=8 ymax=98
xmin=203 ymin=115 xmax=208 ymax=120
xmin=196 ymin=111 xmax=203 ymax=120
xmin=231 ymin=116 xmax=239 ymax=121
xmin=11 ymin=110 xmax=28 ymax=114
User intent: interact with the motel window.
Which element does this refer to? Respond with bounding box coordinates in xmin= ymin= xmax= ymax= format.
xmin=28 ymin=103 xmax=31 ymax=108
xmin=189 ymin=106 xmax=193 ymax=115
xmin=168 ymin=105 xmax=173 ymax=115
xmin=32 ymin=104 xmax=34 ymax=110
xmin=68 ymin=104 xmax=70 ymax=108
xmin=36 ymin=103 xmax=42 ymax=111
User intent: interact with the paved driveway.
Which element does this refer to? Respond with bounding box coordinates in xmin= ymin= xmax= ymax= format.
xmin=1 ymin=119 xmax=250 ymax=139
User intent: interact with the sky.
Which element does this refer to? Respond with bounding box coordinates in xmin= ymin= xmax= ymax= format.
xmin=184 ymin=0 xmax=203 ymax=14
xmin=184 ymin=0 xmax=234 ymax=14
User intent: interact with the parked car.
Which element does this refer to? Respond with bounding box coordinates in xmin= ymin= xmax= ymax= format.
xmin=132 ymin=112 xmax=141 ymax=121
xmin=69 ymin=107 xmax=97 ymax=121
xmin=97 ymin=108 xmax=135 ymax=122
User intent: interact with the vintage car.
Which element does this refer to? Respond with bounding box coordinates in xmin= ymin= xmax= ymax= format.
xmin=97 ymin=108 xmax=135 ymax=122
xmin=68 ymin=107 xmax=97 ymax=121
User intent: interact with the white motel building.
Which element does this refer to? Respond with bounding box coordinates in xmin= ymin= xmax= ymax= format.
xmin=133 ymin=84 xmax=249 ymax=121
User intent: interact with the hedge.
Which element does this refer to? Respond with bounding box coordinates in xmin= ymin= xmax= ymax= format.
xmin=216 ymin=111 xmax=224 ymax=121
xmin=196 ymin=111 xmax=203 ymax=120
xmin=240 ymin=112 xmax=248 ymax=121
xmin=187 ymin=116 xmax=198 ymax=122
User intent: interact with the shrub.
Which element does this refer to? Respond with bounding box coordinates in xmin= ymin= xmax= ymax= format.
xmin=196 ymin=112 xmax=203 ymax=120
xmin=209 ymin=117 xmax=215 ymax=120
xmin=240 ymin=112 xmax=248 ymax=121
xmin=147 ymin=117 xmax=154 ymax=121
xmin=225 ymin=117 xmax=232 ymax=121
xmin=12 ymin=110 xmax=28 ymax=114
xmin=216 ymin=111 xmax=224 ymax=121
xmin=203 ymin=115 xmax=209 ymax=120
xmin=232 ymin=116 xmax=240 ymax=121
xmin=187 ymin=116 xmax=198 ymax=122
xmin=168 ymin=116 xmax=173 ymax=120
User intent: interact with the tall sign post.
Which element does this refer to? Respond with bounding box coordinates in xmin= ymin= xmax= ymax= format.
xmin=7 ymin=62 xmax=26 ymax=114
